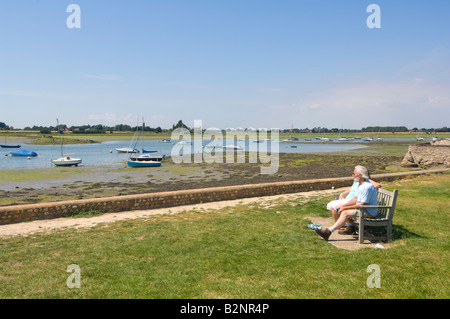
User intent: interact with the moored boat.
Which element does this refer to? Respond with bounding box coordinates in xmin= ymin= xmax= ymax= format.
xmin=1 ymin=144 xmax=21 ymax=148
xmin=126 ymin=118 xmax=163 ymax=167
xmin=10 ymin=149 xmax=37 ymax=157
xmin=116 ymin=147 xmax=139 ymax=153
xmin=51 ymin=156 xmax=82 ymax=167
xmin=51 ymin=119 xmax=82 ymax=166
xmin=127 ymin=153 xmax=163 ymax=167
xmin=1 ymin=136 xmax=21 ymax=148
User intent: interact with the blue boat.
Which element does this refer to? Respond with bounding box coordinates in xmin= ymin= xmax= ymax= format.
xmin=127 ymin=155 xmax=162 ymax=167
xmin=128 ymin=151 xmax=163 ymax=167
xmin=10 ymin=149 xmax=38 ymax=157
xmin=126 ymin=118 xmax=163 ymax=167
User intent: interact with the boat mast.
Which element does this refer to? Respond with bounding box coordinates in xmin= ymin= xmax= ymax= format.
xmin=56 ymin=118 xmax=64 ymax=156
xmin=141 ymin=117 xmax=145 ymax=151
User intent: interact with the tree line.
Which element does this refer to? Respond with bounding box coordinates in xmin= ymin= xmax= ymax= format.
xmin=284 ymin=126 xmax=450 ymax=133
xmin=0 ymin=120 xmax=191 ymax=134
xmin=1 ymin=121 xmax=449 ymax=134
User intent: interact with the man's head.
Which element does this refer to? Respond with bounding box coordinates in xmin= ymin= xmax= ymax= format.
xmin=353 ymin=165 xmax=370 ymax=181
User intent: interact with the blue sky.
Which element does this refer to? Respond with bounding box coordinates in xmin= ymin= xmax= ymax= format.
xmin=1 ymin=0 xmax=449 ymax=130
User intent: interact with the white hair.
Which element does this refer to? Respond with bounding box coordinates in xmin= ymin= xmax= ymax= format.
xmin=354 ymin=165 xmax=370 ymax=180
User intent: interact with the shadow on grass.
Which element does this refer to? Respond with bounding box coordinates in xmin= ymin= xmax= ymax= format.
xmin=392 ymin=224 xmax=423 ymax=240
xmin=366 ymin=224 xmax=423 ymax=241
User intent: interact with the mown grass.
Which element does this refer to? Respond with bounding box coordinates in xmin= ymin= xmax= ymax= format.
xmin=0 ymin=172 xmax=448 ymax=299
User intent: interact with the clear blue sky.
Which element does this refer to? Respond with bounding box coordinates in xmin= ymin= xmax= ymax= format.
xmin=1 ymin=0 xmax=449 ymax=130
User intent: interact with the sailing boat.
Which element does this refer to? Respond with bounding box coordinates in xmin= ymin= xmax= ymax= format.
xmin=375 ymin=132 xmax=383 ymax=141
xmin=127 ymin=119 xmax=162 ymax=167
xmin=116 ymin=123 xmax=140 ymax=153
xmin=337 ymin=126 xmax=347 ymax=141
xmin=416 ymin=131 xmax=425 ymax=141
xmin=1 ymin=135 xmax=21 ymax=148
xmin=51 ymin=119 xmax=82 ymax=167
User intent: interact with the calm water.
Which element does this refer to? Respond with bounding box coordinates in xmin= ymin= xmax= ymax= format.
xmin=0 ymin=138 xmax=370 ymax=170
xmin=0 ymin=138 xmax=389 ymax=170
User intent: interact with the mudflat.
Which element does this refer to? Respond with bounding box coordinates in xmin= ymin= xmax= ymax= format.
xmin=0 ymin=153 xmax=408 ymax=206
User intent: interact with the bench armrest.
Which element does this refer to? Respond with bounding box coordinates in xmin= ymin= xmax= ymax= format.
xmin=358 ymin=205 xmax=392 ymax=209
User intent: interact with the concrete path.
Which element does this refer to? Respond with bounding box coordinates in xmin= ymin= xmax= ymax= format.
xmin=0 ymin=188 xmax=339 ymax=238
xmin=307 ymin=217 xmax=392 ymax=250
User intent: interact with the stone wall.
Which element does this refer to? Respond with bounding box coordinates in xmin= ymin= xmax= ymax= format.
xmin=401 ymin=139 xmax=450 ymax=168
xmin=0 ymin=169 xmax=448 ymax=225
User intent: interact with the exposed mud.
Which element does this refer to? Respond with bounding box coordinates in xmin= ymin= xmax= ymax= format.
xmin=0 ymin=153 xmax=407 ymax=206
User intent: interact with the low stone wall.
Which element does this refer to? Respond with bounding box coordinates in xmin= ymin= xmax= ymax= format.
xmin=0 ymin=168 xmax=447 ymax=225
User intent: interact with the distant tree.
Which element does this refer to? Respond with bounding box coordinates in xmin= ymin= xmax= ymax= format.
xmin=172 ymin=120 xmax=190 ymax=130
xmin=363 ymin=126 xmax=408 ymax=133
xmin=114 ymin=124 xmax=132 ymax=131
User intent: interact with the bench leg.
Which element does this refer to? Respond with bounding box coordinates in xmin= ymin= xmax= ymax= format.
xmin=387 ymin=223 xmax=392 ymax=242
xmin=359 ymin=215 xmax=365 ymax=244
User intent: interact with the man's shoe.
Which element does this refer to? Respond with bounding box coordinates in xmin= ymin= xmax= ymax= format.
xmin=338 ymin=226 xmax=356 ymax=235
xmin=314 ymin=227 xmax=332 ymax=241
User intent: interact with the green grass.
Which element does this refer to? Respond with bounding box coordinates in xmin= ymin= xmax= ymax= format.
xmin=0 ymin=167 xmax=92 ymax=183
xmin=0 ymin=172 xmax=448 ymax=298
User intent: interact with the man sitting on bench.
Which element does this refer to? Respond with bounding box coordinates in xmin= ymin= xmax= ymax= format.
xmin=327 ymin=170 xmax=381 ymax=223
xmin=315 ymin=165 xmax=379 ymax=241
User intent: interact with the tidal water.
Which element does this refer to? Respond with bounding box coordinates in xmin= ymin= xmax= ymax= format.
xmin=4 ymin=135 xmax=430 ymax=171
xmin=0 ymin=138 xmax=373 ymax=170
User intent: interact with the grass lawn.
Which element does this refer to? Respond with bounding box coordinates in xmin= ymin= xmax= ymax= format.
xmin=0 ymin=172 xmax=448 ymax=299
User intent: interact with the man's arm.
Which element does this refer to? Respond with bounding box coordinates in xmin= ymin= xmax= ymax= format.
xmin=336 ymin=196 xmax=357 ymax=210
xmin=339 ymin=201 xmax=367 ymax=212
xmin=369 ymin=179 xmax=382 ymax=189
xmin=339 ymin=187 xmax=352 ymax=199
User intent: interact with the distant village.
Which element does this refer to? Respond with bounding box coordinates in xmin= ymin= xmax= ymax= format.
xmin=0 ymin=121 xmax=449 ymax=134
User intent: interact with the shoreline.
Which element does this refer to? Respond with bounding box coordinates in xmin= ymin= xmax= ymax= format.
xmin=2 ymin=132 xmax=449 ymax=146
xmin=0 ymin=152 xmax=411 ymax=206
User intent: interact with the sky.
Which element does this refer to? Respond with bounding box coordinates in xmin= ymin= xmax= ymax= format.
xmin=1 ymin=0 xmax=449 ymax=130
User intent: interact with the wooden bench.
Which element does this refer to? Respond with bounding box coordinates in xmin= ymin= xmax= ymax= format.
xmin=351 ymin=188 xmax=399 ymax=244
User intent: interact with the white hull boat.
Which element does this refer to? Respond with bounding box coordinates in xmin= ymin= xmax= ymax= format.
xmin=116 ymin=147 xmax=139 ymax=153
xmin=52 ymin=156 xmax=82 ymax=167
xmin=51 ymin=119 xmax=82 ymax=167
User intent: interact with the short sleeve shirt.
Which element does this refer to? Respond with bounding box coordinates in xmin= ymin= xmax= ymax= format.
xmin=355 ymin=181 xmax=378 ymax=216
